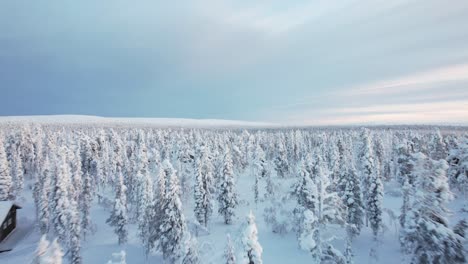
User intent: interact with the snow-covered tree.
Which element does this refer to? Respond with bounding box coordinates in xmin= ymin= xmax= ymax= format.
xmin=402 ymin=153 xmax=464 ymax=263
xmin=297 ymin=153 xmax=345 ymax=262
xmin=50 ymin=147 xmax=72 ymax=247
xmin=49 ymin=147 xmax=82 ymax=264
xmin=159 ymin=164 xmax=188 ymax=263
xmin=299 ymin=209 xmax=321 ymax=263
xmin=274 ymin=137 xmax=289 ymax=178
xmin=218 ymin=147 xmax=238 ymax=224
xmin=33 ymin=237 xmax=64 ymax=264
xmin=294 ymin=158 xmax=318 ymax=212
xmin=358 ymin=129 xmax=380 ymax=230
xmin=142 ymin=159 xmax=171 ymax=255
xmin=366 ymin=165 xmax=384 ymax=238
xmin=0 ymin=134 xmax=12 ymax=201
xmin=33 ymin=235 xmax=50 ymax=264
xmin=33 ymin=154 xmax=52 ymax=234
xmin=106 ymin=167 xmax=128 ymax=245
xmin=395 ymin=141 xmax=414 ymax=185
xmin=342 ymin=165 xmax=364 ymax=237
xmin=241 ymin=211 xmax=263 ymax=264
xmin=182 ymin=235 xmax=200 ymax=264
xmin=224 ymin=234 xmax=236 ymax=264
xmin=447 ymin=136 xmax=468 ymax=193
xmin=194 ymin=145 xmax=214 ymax=227
xmin=10 ymin=145 xmax=23 ymax=199
xmin=428 ymin=129 xmax=447 ymax=160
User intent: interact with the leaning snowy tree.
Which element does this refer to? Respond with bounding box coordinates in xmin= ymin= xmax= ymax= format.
xmin=403 ymin=153 xmax=465 ymax=263
xmin=241 ymin=211 xmax=263 ymax=264
xmin=218 ymin=147 xmax=238 ymax=224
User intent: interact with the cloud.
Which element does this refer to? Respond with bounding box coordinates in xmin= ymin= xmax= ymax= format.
xmin=271 ymin=62 xmax=468 ymax=125
xmin=1 ymin=0 xmax=468 ymax=122
xmin=283 ymin=100 xmax=468 ymax=126
xmin=343 ymin=63 xmax=468 ymax=96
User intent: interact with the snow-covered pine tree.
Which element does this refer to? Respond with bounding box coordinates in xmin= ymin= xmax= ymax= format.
xmin=395 ymin=141 xmax=414 ymax=185
xmin=133 ymin=135 xmax=153 ymax=225
xmin=274 ymin=136 xmax=289 ymax=178
xmin=299 ymin=209 xmax=321 ymax=263
xmin=34 ymin=154 xmax=52 ymax=234
xmin=50 ymin=147 xmax=72 ymax=248
xmin=79 ymin=170 xmax=93 ymax=239
xmin=68 ymin=199 xmax=82 ymax=264
xmin=33 ymin=235 xmax=50 ymax=264
xmin=373 ymin=135 xmax=385 ymax=181
xmin=294 ymin=158 xmax=318 ymax=212
xmin=342 ymin=165 xmax=364 ymax=238
xmin=224 ymin=234 xmax=236 ymax=264
xmin=241 ymin=211 xmax=263 ymax=264
xmin=366 ymin=163 xmax=384 ymax=238
xmin=403 ymin=153 xmax=464 ymax=263
xmin=10 ymin=144 xmax=24 ymax=199
xmin=298 ymin=153 xmax=345 ymax=262
xmin=429 ymin=129 xmax=447 ymax=160
xmin=49 ymin=146 xmax=82 ymax=264
xmin=158 ymin=164 xmax=188 ymax=263
xmin=452 ymin=220 xmax=467 ymax=264
xmin=218 ymin=147 xmax=238 ymax=224
xmin=34 ymin=237 xmax=64 ymax=264
xmin=143 ymin=159 xmax=171 ymax=255
xmin=182 ymin=235 xmax=200 ymax=264
xmin=357 ymin=128 xmax=377 ymax=227
xmin=194 ymin=145 xmax=214 ymax=227
xmin=447 ymin=136 xmax=468 ymax=193
xmin=313 ymin=153 xmax=343 ymax=226
xmin=69 ymin=144 xmax=82 ymax=201
xmin=0 ymin=133 xmax=12 ymax=201
xmin=106 ymin=166 xmax=128 ymax=245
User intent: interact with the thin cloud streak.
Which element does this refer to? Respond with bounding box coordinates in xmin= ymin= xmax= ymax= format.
xmin=345 ymin=63 xmax=468 ymax=96
xmin=281 ymin=100 xmax=468 ymax=126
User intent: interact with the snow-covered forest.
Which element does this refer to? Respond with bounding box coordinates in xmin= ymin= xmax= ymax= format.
xmin=0 ymin=121 xmax=466 ymax=264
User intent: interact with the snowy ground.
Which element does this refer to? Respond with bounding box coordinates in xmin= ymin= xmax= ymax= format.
xmin=1 ymin=173 xmax=466 ymax=264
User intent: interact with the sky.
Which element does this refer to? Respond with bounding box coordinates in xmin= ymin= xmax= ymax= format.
xmin=1 ymin=0 xmax=468 ymax=125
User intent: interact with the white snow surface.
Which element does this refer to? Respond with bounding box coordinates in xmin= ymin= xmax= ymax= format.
xmin=0 ymin=115 xmax=277 ymax=128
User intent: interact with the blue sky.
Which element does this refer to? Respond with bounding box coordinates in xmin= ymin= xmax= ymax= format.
xmin=1 ymin=0 xmax=468 ymax=125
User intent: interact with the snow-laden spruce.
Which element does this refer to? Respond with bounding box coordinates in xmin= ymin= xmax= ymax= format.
xmin=401 ymin=152 xmax=465 ymax=263
xmin=0 ymin=133 xmax=12 ymax=201
xmin=217 ymin=147 xmax=238 ymax=224
xmin=158 ymin=162 xmax=189 ymax=263
xmin=33 ymin=236 xmax=64 ymax=264
xmin=241 ymin=211 xmax=263 ymax=264
xmin=106 ymin=166 xmax=128 ymax=245
xmin=194 ymin=144 xmax=214 ymax=227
